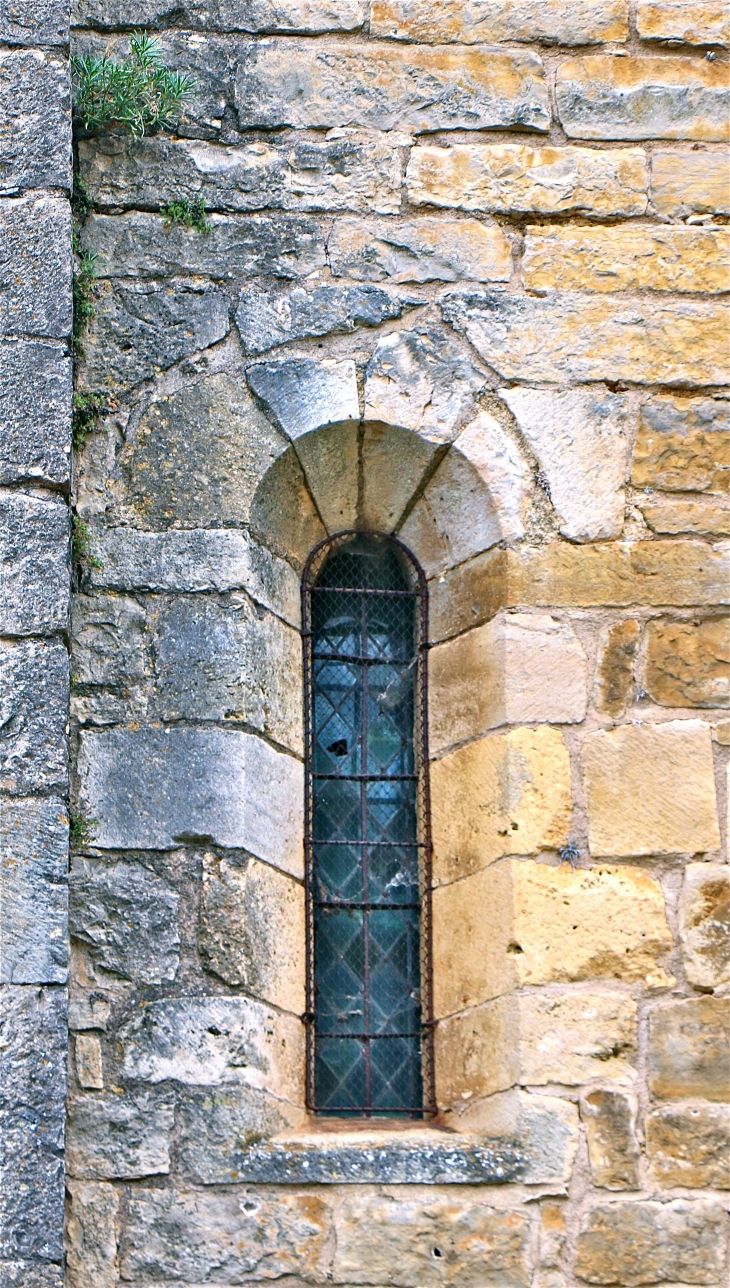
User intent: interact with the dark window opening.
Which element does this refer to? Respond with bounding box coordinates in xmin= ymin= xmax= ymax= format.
xmin=302 ymin=532 xmax=435 ymax=1117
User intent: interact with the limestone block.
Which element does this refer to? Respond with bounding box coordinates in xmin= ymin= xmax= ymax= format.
xmin=79 ymin=131 xmax=406 ymax=216
xmin=431 ymin=726 xmax=572 ymax=884
xmin=454 ymin=411 xmax=528 ymax=543
xmin=0 ymin=490 xmax=69 ymax=635
xmin=69 ymin=860 xmax=180 ymax=986
xmin=582 ymin=720 xmax=720 ymax=857
xmin=646 ymin=1104 xmax=730 ymax=1189
xmin=364 ymin=328 xmax=485 ymax=445
xmin=247 ymin=358 xmax=358 ymax=441
xmin=644 ymin=618 xmax=730 ymax=709
xmin=0 ymin=640 xmax=68 ymax=795
xmin=66 ymin=1182 xmax=119 ymax=1288
xmin=399 ymin=451 xmax=502 ymax=578
xmin=236 ymin=280 xmax=410 ymax=355
xmin=639 ymin=496 xmax=730 ymax=536
xmin=649 ymin=997 xmax=730 ymax=1101
xmin=371 ymin=0 xmax=628 ymax=44
xmin=441 ymin=289 xmax=728 ymax=387
xmin=574 ymin=1200 xmax=727 ymax=1287
xmin=539 ymin=1203 xmax=567 ymax=1268
xmin=248 ymin=442 xmax=327 ymax=567
xmin=178 ymin=1087 xmax=301 ymax=1184
xmin=79 ymin=278 xmax=230 ymax=392
xmin=0 ymin=0 xmax=68 ymax=43
xmin=329 ymin=216 xmax=512 ymax=283
xmin=637 ymin=0 xmax=729 ymax=46
xmin=68 ymin=998 xmax=110 ymax=1032
xmin=502 ymin=386 xmax=629 ymax=542
xmin=293 ymin=421 xmax=359 ymax=532
xmin=0 ymin=195 xmax=71 ymax=337
xmin=78 ymin=726 xmax=303 ymax=873
xmin=119 ymin=995 xmax=304 ymax=1102
xmin=332 ymin=1193 xmax=531 ymax=1287
xmin=556 ymin=55 xmax=729 ymax=142
xmin=443 ymin=1091 xmax=580 ymax=1184
xmin=430 ymin=613 xmax=587 ymax=754
xmin=67 ymin=1092 xmax=173 ymax=1179
xmin=679 ymin=863 xmax=730 ymax=988
xmin=71 ymin=594 xmax=146 ymax=690
xmin=73 ymin=0 xmax=366 ymax=30
xmin=651 ymin=150 xmax=730 ymax=217
xmin=406 ymin=143 xmax=648 ymax=216
xmin=236 ymin=40 xmax=550 ymax=133
xmin=428 ymin=546 xmax=509 ymax=644
xmin=75 ymin=1035 xmax=103 ymax=1090
xmin=154 ymin=596 xmax=302 ymax=753
xmin=0 ymin=796 xmax=68 ymax=985
xmin=580 ymin=1089 xmax=640 ymax=1190
xmin=632 ymin=395 xmax=729 ymax=494
xmin=0 ymin=1263 xmax=64 ymax=1287
xmin=0 ymin=341 xmax=71 ymax=486
xmin=523 ymin=224 xmax=729 ymax=294
xmin=595 ymin=619 xmax=641 ymax=717
xmin=121 ymin=1188 xmax=330 ymax=1283
xmin=361 ymin=424 xmax=438 ymax=533
xmin=0 ymin=50 xmax=70 ymax=193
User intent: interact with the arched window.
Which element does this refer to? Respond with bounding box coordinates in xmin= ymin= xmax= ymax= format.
xmin=302 ymin=532 xmax=435 ymax=1117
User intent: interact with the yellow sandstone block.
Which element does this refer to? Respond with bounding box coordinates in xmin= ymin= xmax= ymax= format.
xmin=522 ymin=225 xmax=729 ymax=294
xmin=371 ymin=0 xmax=628 ymax=45
xmin=637 ymin=0 xmax=730 ymax=47
xmin=651 ymin=149 xmax=730 ymax=217
xmin=632 ymin=395 xmax=729 ymax=495
xmin=556 ymin=55 xmax=730 ymax=142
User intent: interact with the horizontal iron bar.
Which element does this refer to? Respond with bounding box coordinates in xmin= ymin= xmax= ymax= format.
xmin=314 ymin=1031 xmax=424 ymax=1040
xmin=311 ymin=839 xmax=426 ymax=848
xmin=312 ymin=772 xmax=418 ymax=781
xmin=311 ymin=586 xmax=419 ymax=597
xmin=313 ymin=653 xmax=416 ymax=665
xmin=313 ymin=900 xmax=420 ymax=911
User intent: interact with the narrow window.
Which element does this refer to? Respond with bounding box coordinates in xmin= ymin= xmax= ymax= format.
xmin=302 ymin=532 xmax=434 ymax=1117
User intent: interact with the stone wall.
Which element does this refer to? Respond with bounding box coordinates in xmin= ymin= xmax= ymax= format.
xmin=63 ymin=0 xmax=730 ymax=1284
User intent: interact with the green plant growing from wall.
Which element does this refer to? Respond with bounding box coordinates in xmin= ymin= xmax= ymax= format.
xmin=72 ymin=515 xmax=103 ymax=571
xmin=72 ymin=31 xmax=195 ymax=137
xmin=69 ymin=811 xmax=98 ymax=850
xmin=73 ymin=390 xmax=115 ymax=450
xmin=160 ymin=195 xmax=211 ymax=234
xmin=72 ymin=249 xmax=98 ymax=356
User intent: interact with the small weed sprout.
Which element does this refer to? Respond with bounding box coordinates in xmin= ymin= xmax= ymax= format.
xmin=160 ymin=195 xmax=211 ymax=234
xmin=72 ymin=32 xmax=195 ymax=138
xmin=72 ymin=173 xmax=94 ymax=223
xmin=73 ymin=249 xmax=97 ymax=356
xmin=72 ymin=515 xmax=103 ymax=571
xmin=73 ymin=390 xmax=114 ymax=451
xmin=69 ymin=811 xmax=98 ymax=850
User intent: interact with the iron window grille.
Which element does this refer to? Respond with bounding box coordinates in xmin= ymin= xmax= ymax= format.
xmin=302 ymin=531 xmax=436 ymax=1118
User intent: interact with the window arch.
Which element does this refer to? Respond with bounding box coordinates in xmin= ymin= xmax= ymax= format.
xmin=302 ymin=532 xmax=435 ymax=1117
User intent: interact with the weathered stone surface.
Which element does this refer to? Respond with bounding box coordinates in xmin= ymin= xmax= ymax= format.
xmin=121 ymin=1188 xmax=330 ymax=1283
xmin=447 ymin=1092 xmax=578 ymax=1185
xmin=583 ymin=720 xmax=721 ymax=857
xmin=679 ymin=863 xmax=730 ymax=988
xmin=71 ymin=594 xmax=146 ymax=691
xmin=0 ymin=491 xmax=69 ymax=635
xmin=0 ymin=50 xmax=70 ymax=193
xmin=595 ymin=619 xmax=641 ymax=717
xmin=236 ymin=281 xmax=410 ymax=355
xmin=580 ymin=1089 xmax=640 ymax=1190
xmin=0 ymin=341 xmax=70 ymax=485
xmin=523 ymin=224 xmax=729 ymax=294
xmin=646 ymin=1104 xmax=730 ymax=1189
xmin=649 ymin=998 xmax=730 ymax=1101
xmin=178 ymin=1087 xmax=300 ymax=1184
xmin=78 ymin=726 xmax=303 ymax=874
xmin=637 ymin=0 xmax=729 ymax=47
xmin=428 ymin=546 xmax=509 ymax=644
xmin=69 ymin=860 xmax=179 ymax=985
xmin=236 ymin=40 xmax=550 ymax=133
xmin=80 ymin=278 xmax=230 ymax=391
xmin=83 ymin=210 xmax=325 ymax=282
xmin=364 ymin=327 xmax=484 ymax=444
xmin=361 ymin=423 xmax=438 ymax=532
xmin=119 ymin=995 xmax=304 ymax=1102
xmin=651 ymin=149 xmax=730 ymax=217
xmin=0 ymin=640 xmax=68 ymax=795
xmin=80 ymin=131 xmax=406 ymax=215
xmin=639 ymin=495 xmax=730 ymax=536
xmin=430 ymin=613 xmax=587 ymax=754
xmin=0 ymin=0 xmax=68 ymax=44
xmin=200 ymin=852 xmax=304 ymax=1012
xmin=539 ymin=1203 xmax=567 ymax=1269
xmin=502 ymin=386 xmax=629 ymax=542
xmin=632 ymin=395 xmax=729 ymax=494
xmin=371 ymin=0 xmax=628 ymax=44
xmin=399 ymin=450 xmax=503 ymax=577
xmin=75 ymin=1034 xmax=103 ymax=1090
xmin=66 ymin=1182 xmax=118 ymax=1288
xmin=644 ymin=618 xmax=730 ymax=709
xmin=247 ymin=357 xmax=359 ymax=438
xmin=0 ymin=796 xmax=67 ymax=984
xmin=0 ymin=195 xmax=71 ymax=337
xmin=248 ymin=441 xmax=327 ymax=567
xmin=68 ymin=998 xmax=110 ymax=1032
xmin=407 ymin=143 xmax=648 ymax=216
xmin=72 ymin=0 xmax=366 ymax=31
xmin=66 ymin=1092 xmax=173 ymax=1180
xmin=0 ymin=985 xmax=66 ymax=1263
xmin=441 ymin=290 xmax=728 ymax=387
xmin=557 ymin=55 xmax=730 ymax=142
xmin=453 ymin=411 xmax=528 ymax=544
xmin=292 ymin=421 xmax=359 ymax=532
xmin=332 ymin=1193 xmax=531 ymax=1287
xmin=329 ymin=216 xmax=512 ymax=283
xmin=574 ymin=1200 xmax=727 ymax=1287
xmin=0 ymin=1263 xmax=62 ymax=1288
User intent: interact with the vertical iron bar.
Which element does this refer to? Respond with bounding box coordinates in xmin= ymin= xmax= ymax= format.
xmin=359 ymin=587 xmax=371 ymax=1113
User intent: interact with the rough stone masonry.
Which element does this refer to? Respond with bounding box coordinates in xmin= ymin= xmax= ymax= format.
xmin=0 ymin=1 xmax=729 ymax=1286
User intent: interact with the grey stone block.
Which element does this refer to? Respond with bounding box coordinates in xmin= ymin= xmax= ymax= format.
xmin=71 ymin=594 xmax=147 ymax=689
xmin=0 ymin=796 xmax=68 ymax=985
xmin=0 ymin=341 xmax=71 ymax=486
xmin=0 ymin=51 xmax=71 ymax=194
xmin=178 ymin=1087 xmax=291 ymax=1184
xmin=0 ymin=0 xmax=68 ymax=44
xmin=69 ymin=859 xmax=179 ymax=984
xmin=0 ymin=491 xmax=69 ymax=635
xmin=66 ymin=1092 xmax=173 ymax=1179
xmin=79 ymin=278 xmax=229 ymax=392
xmin=0 ymin=1262 xmax=63 ymax=1288
xmin=246 ymin=357 xmax=359 ymax=439
xmin=0 ymin=640 xmax=68 ymax=795
xmin=236 ymin=282 xmax=413 ymax=356
xmin=229 ymin=1135 xmax=525 ymax=1185
xmin=0 ymin=196 xmax=72 ymax=338
xmin=72 ymin=0 xmax=365 ymax=32
xmin=82 ymin=211 xmax=325 ymax=282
